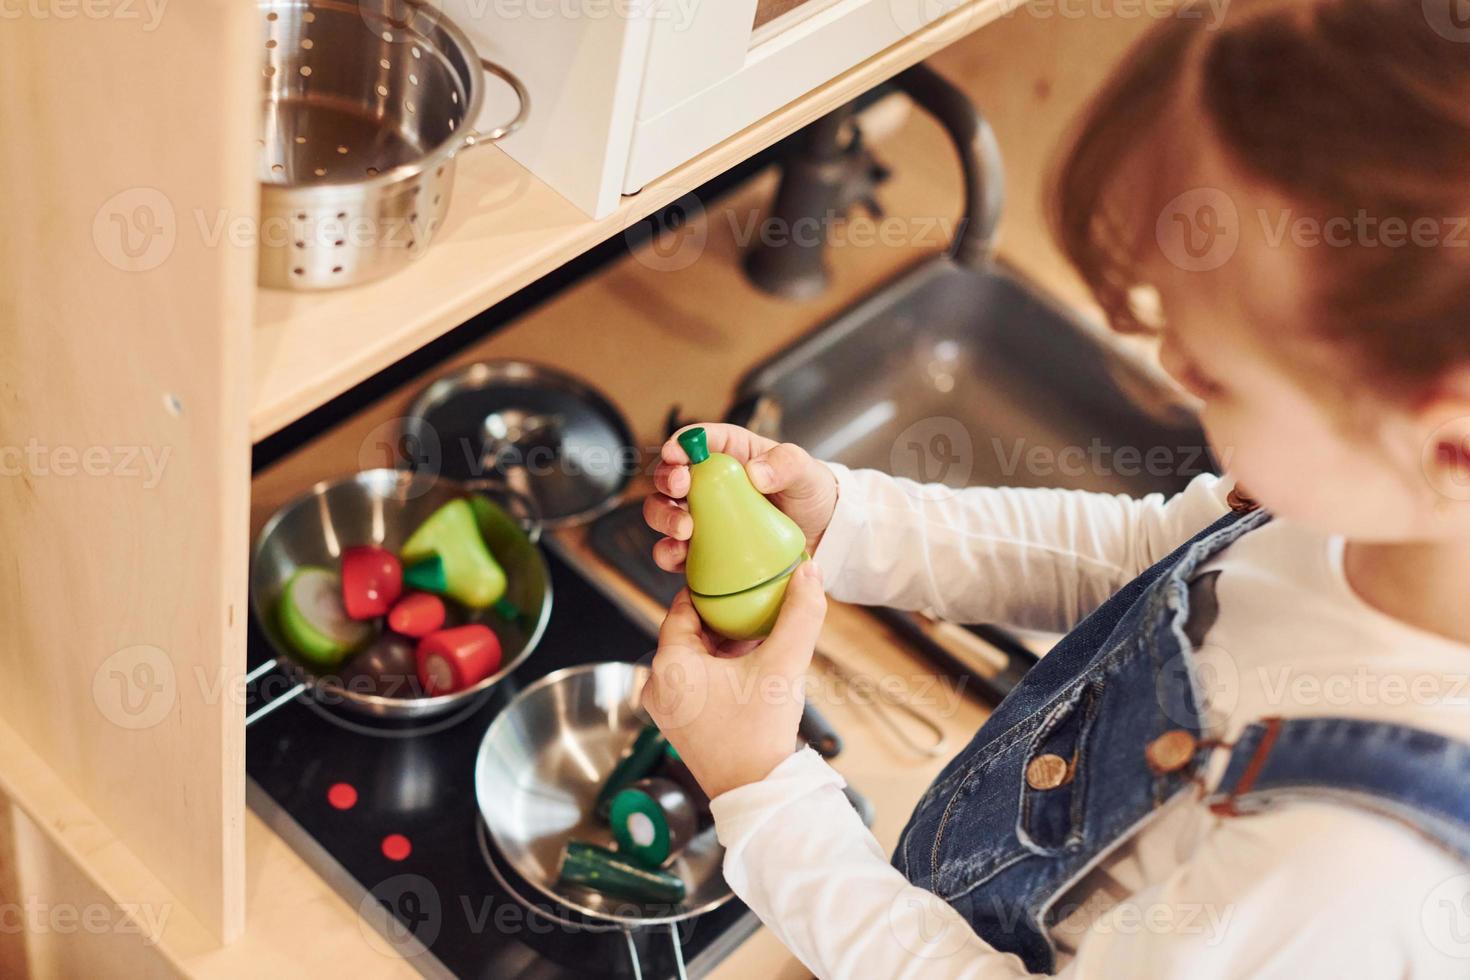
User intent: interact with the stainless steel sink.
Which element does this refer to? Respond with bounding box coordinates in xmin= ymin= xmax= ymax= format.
xmin=732 ymin=255 xmax=1212 ymax=701
xmin=736 ymin=256 xmax=1210 ymax=499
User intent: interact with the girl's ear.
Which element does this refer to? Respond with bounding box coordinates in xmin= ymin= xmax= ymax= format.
xmin=1415 ymin=367 xmax=1470 ymax=506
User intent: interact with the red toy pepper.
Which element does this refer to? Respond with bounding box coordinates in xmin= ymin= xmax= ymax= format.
xmin=340 ymin=545 xmax=403 ymax=621
xmin=387 ymin=592 xmax=446 ymax=638
xmin=416 ymin=624 xmax=502 ymax=695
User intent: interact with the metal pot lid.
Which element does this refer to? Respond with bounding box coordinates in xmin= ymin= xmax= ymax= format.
xmin=402 ymin=361 xmax=637 ymax=528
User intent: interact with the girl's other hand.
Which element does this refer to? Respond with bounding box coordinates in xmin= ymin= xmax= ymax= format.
xmin=641 ymin=560 xmax=827 ymax=800
xmin=643 ymin=423 xmax=838 ymax=574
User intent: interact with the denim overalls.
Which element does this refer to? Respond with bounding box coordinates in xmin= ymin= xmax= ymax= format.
xmin=894 ymin=507 xmax=1470 ymax=972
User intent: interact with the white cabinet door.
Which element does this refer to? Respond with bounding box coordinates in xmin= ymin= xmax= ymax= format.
xmin=624 ymin=0 xmax=982 ymax=193
xmin=448 ymin=0 xmax=987 ymax=217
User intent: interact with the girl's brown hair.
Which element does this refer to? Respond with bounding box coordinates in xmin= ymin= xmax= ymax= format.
xmin=1051 ymin=0 xmax=1470 ymax=397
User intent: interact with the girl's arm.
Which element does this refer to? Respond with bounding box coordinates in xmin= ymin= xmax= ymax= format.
xmin=716 ymin=749 xmax=1457 ymax=979
xmin=813 ymin=466 xmax=1230 ymax=633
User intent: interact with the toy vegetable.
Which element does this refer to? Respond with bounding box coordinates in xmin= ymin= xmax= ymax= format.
xmin=278 ymin=567 xmax=371 ymax=666
xmin=399 ymin=499 xmax=506 ymax=609
xmin=415 ymin=624 xmax=502 ymax=695
xmin=340 ymin=545 xmax=403 ymax=620
xmin=679 ymin=427 xmax=808 ymax=640
xmin=557 ymin=841 xmax=686 ymax=905
xmin=609 ymin=777 xmax=698 ymax=869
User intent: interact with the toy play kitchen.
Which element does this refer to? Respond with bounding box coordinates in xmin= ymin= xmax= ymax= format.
xmin=244 ymin=364 xmax=890 ymax=977
xmin=244 ymin=367 xmax=790 ymax=977
xmin=11 ymin=5 xmax=1211 ymax=978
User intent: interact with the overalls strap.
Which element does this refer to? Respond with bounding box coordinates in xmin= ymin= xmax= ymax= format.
xmin=1208 ymin=716 xmax=1470 ymax=861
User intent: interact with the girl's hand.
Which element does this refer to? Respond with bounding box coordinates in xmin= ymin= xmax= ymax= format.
xmin=644 ymin=423 xmax=838 ymax=574
xmin=641 ymin=560 xmax=827 ymax=800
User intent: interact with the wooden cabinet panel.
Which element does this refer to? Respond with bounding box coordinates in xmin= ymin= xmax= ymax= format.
xmin=0 ymin=0 xmax=257 ymax=942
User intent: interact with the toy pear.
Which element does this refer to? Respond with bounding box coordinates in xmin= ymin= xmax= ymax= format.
xmin=400 ymin=499 xmax=507 ymax=610
xmin=679 ymin=427 xmax=807 ymax=640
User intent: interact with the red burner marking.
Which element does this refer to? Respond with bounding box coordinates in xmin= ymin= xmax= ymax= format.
xmin=326 ymin=782 xmax=358 ymax=810
xmin=381 ymin=833 xmax=412 ymax=861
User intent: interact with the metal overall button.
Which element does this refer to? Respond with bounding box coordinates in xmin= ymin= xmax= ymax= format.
xmin=1025 ymin=753 xmax=1074 ymax=790
xmin=1145 ymin=730 xmax=1198 ymax=774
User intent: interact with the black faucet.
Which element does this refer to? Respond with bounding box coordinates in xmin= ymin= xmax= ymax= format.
xmin=743 ymin=62 xmax=1006 ymax=298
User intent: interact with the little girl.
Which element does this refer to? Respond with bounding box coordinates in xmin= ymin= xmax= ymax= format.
xmin=641 ymin=0 xmax=1470 ymax=975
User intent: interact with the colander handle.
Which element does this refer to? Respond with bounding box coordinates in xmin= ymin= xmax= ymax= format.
xmin=462 ymin=58 xmax=530 ymax=148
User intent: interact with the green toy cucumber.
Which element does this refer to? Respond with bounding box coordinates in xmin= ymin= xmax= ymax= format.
xmin=609 ymin=777 xmax=698 ymax=869
xmin=277 ymin=567 xmax=370 ymax=666
xmin=595 ymin=724 xmax=667 ymax=820
xmin=557 ymin=841 xmax=686 ymax=905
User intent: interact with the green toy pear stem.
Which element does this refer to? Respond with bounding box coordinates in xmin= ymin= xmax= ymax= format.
xmin=677 ymin=427 xmax=710 ymax=465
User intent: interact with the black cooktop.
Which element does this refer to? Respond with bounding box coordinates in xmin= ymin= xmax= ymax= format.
xmin=245 ymin=543 xmax=757 ymax=979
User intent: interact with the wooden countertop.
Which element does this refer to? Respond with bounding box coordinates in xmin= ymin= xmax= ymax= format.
xmin=181 ymin=11 xmax=1155 ymax=977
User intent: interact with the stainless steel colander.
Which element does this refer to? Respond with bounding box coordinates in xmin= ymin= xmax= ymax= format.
xmin=257 ymin=0 xmax=528 ymax=290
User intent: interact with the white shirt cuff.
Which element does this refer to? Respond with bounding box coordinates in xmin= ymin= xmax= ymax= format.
xmin=811 ymin=461 xmax=868 ymax=595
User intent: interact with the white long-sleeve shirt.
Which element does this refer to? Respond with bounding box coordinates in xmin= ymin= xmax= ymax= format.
xmin=711 ymin=465 xmax=1470 ymax=978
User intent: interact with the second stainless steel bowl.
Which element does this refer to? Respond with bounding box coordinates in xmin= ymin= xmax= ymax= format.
xmin=475 ymin=662 xmax=733 ymax=926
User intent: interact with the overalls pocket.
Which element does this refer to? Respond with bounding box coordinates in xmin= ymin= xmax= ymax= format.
xmin=907 ymin=676 xmax=1107 ymax=901
xmin=1018 ymin=681 xmax=1104 ymax=854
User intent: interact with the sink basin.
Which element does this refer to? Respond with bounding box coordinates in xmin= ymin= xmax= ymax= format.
xmin=733 ymin=255 xmax=1213 ymax=702
xmin=736 ymin=257 xmax=1211 ymax=497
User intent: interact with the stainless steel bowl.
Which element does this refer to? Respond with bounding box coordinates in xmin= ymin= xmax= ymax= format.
xmin=475 ymin=662 xmax=732 ymax=926
xmin=249 ymin=469 xmax=551 ymax=721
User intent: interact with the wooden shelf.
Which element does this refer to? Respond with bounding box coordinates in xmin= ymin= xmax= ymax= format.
xmin=249 ymin=0 xmax=1011 ymax=441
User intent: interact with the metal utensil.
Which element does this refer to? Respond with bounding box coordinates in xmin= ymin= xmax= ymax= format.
xmin=247 ymin=469 xmax=550 ymax=724
xmin=257 ymin=0 xmax=529 ymax=289
xmin=812 ymin=651 xmax=947 ymax=758
xmin=475 ymin=662 xmax=734 ymax=979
